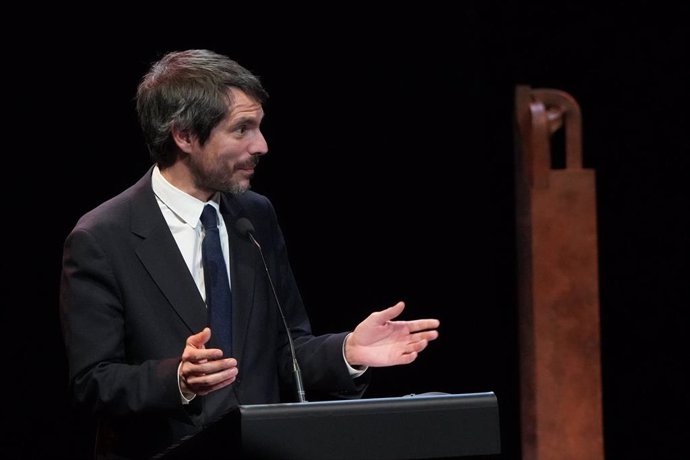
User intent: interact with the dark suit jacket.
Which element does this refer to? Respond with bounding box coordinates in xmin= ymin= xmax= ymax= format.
xmin=60 ymin=167 xmax=367 ymax=459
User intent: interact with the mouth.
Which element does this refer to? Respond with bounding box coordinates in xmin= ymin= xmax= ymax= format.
xmin=236 ymin=157 xmax=259 ymax=173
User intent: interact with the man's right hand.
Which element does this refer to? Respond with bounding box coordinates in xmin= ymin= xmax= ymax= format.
xmin=179 ymin=327 xmax=238 ymax=396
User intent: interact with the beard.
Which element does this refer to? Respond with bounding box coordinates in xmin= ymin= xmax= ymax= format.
xmin=189 ymin=155 xmax=259 ymax=196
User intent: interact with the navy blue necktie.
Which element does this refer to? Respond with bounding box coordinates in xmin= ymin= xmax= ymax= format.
xmin=200 ymin=204 xmax=232 ymax=356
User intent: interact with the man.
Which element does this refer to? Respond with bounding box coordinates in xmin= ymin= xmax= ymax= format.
xmin=60 ymin=49 xmax=440 ymax=459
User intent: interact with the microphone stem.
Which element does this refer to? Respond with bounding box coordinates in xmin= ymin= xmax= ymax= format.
xmin=248 ymin=233 xmax=307 ymax=403
xmin=293 ymin=358 xmax=306 ymax=403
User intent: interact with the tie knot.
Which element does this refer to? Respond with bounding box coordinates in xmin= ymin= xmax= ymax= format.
xmin=200 ymin=204 xmax=219 ymax=230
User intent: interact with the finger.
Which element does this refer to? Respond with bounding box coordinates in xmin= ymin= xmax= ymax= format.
xmin=189 ymin=357 xmax=237 ymax=375
xmin=187 ymin=367 xmax=238 ymax=393
xmin=407 ymin=318 xmax=440 ymax=332
xmin=187 ymin=327 xmax=212 ymax=348
xmin=180 ymin=357 xmax=236 ymax=391
xmin=182 ymin=344 xmax=230 ymax=366
xmin=394 ymin=338 xmax=434 ymax=365
xmin=182 ymin=345 xmax=224 ymax=363
xmin=407 ymin=338 xmax=430 ymax=354
xmin=375 ymin=301 xmax=405 ymax=323
xmin=410 ymin=330 xmax=439 ymax=342
xmin=395 ymin=351 xmax=418 ymax=365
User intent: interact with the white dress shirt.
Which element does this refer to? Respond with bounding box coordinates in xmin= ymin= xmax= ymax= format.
xmin=151 ymin=165 xmax=230 ymax=299
xmin=150 ymin=165 xmax=365 ymax=403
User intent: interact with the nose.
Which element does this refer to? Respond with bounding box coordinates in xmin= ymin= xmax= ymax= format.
xmin=250 ymin=130 xmax=268 ymax=157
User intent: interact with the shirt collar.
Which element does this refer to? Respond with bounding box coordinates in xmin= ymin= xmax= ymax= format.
xmin=151 ymin=165 xmax=220 ymax=227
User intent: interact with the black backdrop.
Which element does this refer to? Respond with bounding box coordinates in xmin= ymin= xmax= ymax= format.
xmin=9 ymin=3 xmax=688 ymax=459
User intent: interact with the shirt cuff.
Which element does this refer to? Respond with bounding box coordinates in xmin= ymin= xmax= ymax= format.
xmin=177 ymin=361 xmax=196 ymax=404
xmin=343 ymin=332 xmax=368 ymax=378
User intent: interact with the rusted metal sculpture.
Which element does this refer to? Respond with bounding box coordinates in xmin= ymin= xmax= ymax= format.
xmin=514 ymin=85 xmax=604 ymax=460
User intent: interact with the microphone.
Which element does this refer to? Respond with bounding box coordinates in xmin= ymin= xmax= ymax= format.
xmin=235 ymin=217 xmax=307 ymax=403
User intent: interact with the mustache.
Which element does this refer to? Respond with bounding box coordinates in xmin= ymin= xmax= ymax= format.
xmin=236 ymin=156 xmax=260 ymax=169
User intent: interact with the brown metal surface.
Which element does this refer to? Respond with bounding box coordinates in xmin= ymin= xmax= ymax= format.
xmin=514 ymin=85 xmax=604 ymax=460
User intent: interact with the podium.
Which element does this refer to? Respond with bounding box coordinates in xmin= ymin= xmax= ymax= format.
xmin=157 ymin=392 xmax=500 ymax=459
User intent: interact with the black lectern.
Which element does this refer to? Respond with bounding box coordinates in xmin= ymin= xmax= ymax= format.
xmin=157 ymin=392 xmax=500 ymax=459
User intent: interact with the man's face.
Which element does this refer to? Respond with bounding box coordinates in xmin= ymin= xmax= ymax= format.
xmin=189 ymin=88 xmax=268 ymax=195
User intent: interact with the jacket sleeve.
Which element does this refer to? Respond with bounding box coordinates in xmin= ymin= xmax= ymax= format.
xmin=60 ymin=226 xmax=190 ymax=418
xmin=252 ymin=195 xmax=370 ymax=399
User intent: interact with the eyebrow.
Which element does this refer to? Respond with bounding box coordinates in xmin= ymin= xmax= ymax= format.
xmin=229 ymin=115 xmax=261 ymax=127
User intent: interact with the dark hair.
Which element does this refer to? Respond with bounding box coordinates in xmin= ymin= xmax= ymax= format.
xmin=136 ymin=49 xmax=269 ymax=167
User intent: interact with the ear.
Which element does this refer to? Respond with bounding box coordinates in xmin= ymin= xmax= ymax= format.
xmin=171 ymin=125 xmax=195 ymax=154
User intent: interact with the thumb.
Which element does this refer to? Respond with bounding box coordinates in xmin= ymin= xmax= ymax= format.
xmin=377 ymin=301 xmax=405 ymax=323
xmin=187 ymin=327 xmax=212 ymax=349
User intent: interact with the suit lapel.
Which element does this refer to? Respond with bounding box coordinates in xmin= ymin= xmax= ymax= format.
xmin=130 ymin=170 xmax=208 ymax=334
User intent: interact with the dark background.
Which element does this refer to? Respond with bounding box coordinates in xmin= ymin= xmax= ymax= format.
xmin=8 ymin=3 xmax=687 ymax=459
